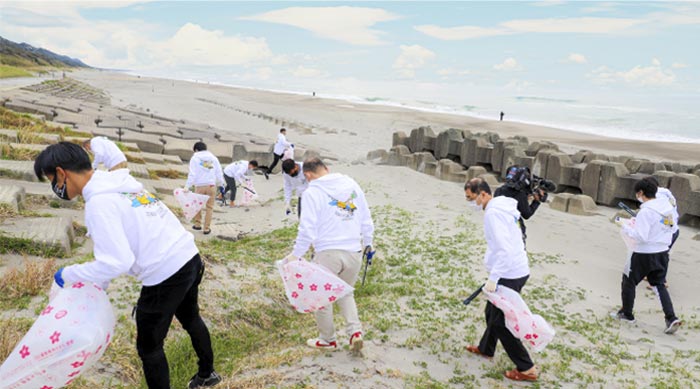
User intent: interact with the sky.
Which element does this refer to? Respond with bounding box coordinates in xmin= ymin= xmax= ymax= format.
xmin=1 ymin=1 xmax=699 ymax=109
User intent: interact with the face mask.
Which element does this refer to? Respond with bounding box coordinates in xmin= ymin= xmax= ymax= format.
xmin=52 ymin=174 xmax=70 ymax=200
xmin=636 ymin=195 xmax=643 ymax=203
xmin=290 ymin=170 xmax=299 ymax=177
xmin=468 ymin=200 xmax=482 ymax=211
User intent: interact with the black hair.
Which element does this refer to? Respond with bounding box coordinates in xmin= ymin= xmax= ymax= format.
xmin=302 ymin=157 xmax=326 ymax=173
xmin=34 ymin=142 xmax=93 ymax=181
xmin=193 ymin=141 xmax=207 ymax=151
xmin=280 ymin=128 xmax=286 ymax=133
xmin=464 ymin=177 xmax=491 ymax=195
xmin=634 ymin=178 xmax=657 ymax=198
xmin=643 ymin=175 xmax=660 ymax=186
xmin=249 ymin=160 xmax=259 ymax=168
xmin=282 ymin=159 xmax=297 ymax=174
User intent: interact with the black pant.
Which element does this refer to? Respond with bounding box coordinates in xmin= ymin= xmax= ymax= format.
xmin=478 ymin=275 xmax=534 ymax=372
xmin=670 ymin=230 xmax=680 ymax=250
xmin=223 ymin=174 xmax=237 ymax=202
xmin=297 ymin=196 xmax=302 ymax=217
xmin=136 ymin=254 xmax=214 ymax=389
xmin=621 ymin=251 xmax=677 ymax=322
xmin=268 ymin=152 xmax=283 ymax=173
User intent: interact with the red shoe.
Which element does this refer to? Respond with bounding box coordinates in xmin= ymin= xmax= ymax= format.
xmin=465 ymin=345 xmax=492 ymax=359
xmin=349 ymin=331 xmax=363 ymax=353
xmin=504 ymin=368 xmax=538 ymax=381
xmin=306 ymin=338 xmax=337 ymax=350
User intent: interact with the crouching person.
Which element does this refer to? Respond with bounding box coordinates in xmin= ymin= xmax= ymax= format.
xmin=34 ymin=142 xmax=221 ymax=389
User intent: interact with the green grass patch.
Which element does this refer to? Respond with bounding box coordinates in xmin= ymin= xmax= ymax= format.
xmin=0 ymin=64 xmax=33 ymax=79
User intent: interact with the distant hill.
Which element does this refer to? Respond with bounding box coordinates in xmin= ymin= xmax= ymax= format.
xmin=0 ymin=36 xmax=90 ymax=68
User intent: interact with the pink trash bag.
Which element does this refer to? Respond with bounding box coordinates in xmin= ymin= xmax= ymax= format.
xmin=484 ymin=286 xmax=555 ymax=352
xmin=240 ymin=179 xmax=258 ymax=206
xmin=276 ymin=259 xmax=354 ymax=313
xmin=173 ymin=188 xmax=210 ymax=221
xmin=0 ymin=282 xmax=116 ymax=389
xmin=281 ymin=146 xmax=294 ymax=161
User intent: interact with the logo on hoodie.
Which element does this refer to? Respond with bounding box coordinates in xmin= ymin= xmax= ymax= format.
xmin=122 ymin=190 xmax=159 ymax=208
xmin=328 ymin=191 xmax=357 ymax=219
xmin=660 ymin=215 xmax=674 ymax=228
xmin=200 ymin=160 xmax=214 ymax=170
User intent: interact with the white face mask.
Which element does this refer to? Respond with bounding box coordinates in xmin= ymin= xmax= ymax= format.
xmin=468 ymin=200 xmax=482 ymax=211
xmin=636 ymin=195 xmax=644 ymax=203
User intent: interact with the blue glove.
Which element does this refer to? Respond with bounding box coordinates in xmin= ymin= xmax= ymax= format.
xmin=365 ymin=246 xmax=375 ymax=261
xmin=291 ymin=144 xmax=295 ymax=148
xmin=54 ymin=268 xmax=65 ymax=288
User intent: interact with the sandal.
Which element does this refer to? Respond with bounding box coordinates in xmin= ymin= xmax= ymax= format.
xmin=203 ymin=229 xmax=211 ymax=235
xmin=504 ymin=368 xmax=538 ymax=382
xmin=465 ymin=345 xmax=492 ymax=359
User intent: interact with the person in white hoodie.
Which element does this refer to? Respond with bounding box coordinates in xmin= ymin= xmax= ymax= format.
xmin=83 ymin=136 xmax=127 ymax=171
xmin=281 ymin=159 xmax=308 ymax=217
xmin=186 ymin=142 xmax=224 ymax=234
xmin=612 ymin=179 xmax=681 ymax=334
xmin=643 ymin=176 xmax=680 ymax=249
xmin=284 ymin=157 xmax=374 ymax=353
xmin=222 ymin=160 xmax=258 ymax=207
xmin=266 ymin=128 xmax=292 ymax=178
xmin=463 ymin=178 xmax=538 ymax=382
xmin=33 ymin=142 xmax=221 ymax=389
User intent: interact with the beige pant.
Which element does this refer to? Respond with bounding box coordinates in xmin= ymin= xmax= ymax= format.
xmin=109 ymin=161 xmax=128 ymax=171
xmin=193 ymin=185 xmax=216 ymax=231
xmin=313 ymin=249 xmax=362 ymax=343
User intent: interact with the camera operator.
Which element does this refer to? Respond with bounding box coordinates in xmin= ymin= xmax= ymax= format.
xmin=494 ymin=166 xmax=549 ymax=244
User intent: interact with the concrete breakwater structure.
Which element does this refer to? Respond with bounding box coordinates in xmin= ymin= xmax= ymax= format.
xmin=368 ymin=126 xmax=700 ymax=227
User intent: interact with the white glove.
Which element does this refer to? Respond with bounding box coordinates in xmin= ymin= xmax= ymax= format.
xmin=283 ymin=253 xmax=300 ymax=264
xmin=484 ymin=279 xmax=498 ymax=293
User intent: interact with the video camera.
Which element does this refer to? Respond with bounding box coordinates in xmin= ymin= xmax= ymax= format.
xmin=504 ymin=166 xmax=557 ymax=200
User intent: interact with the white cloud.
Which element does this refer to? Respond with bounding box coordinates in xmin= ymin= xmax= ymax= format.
xmin=154 ymin=23 xmax=272 ymax=66
xmin=393 ymin=45 xmax=435 ymax=78
xmin=564 ymin=53 xmax=587 ymax=64
xmin=588 ymin=60 xmax=677 ymax=87
xmin=493 ymin=57 xmax=520 ymax=71
xmin=414 ymin=25 xmax=510 ymax=40
xmin=581 ymin=2 xmax=620 ymax=13
xmin=290 ymin=66 xmax=326 ymax=78
xmin=437 ymin=68 xmax=470 ymax=77
xmin=672 ymin=62 xmax=689 ymax=69
xmin=504 ymin=79 xmax=534 ymax=91
xmin=531 ymin=1 xmax=566 ymax=7
xmin=240 ymin=6 xmax=399 ymax=46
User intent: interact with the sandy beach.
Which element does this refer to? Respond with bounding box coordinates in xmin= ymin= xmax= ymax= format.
xmin=2 ymin=69 xmax=699 ymax=387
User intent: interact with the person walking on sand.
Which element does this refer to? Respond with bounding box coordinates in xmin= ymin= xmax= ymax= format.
xmin=34 ymin=142 xmax=221 ymax=389
xmin=266 ymin=128 xmax=292 ymax=179
xmin=186 ymin=142 xmax=224 ymax=235
xmin=83 ymin=136 xmax=127 ymax=171
xmin=283 ymin=157 xmax=374 ymax=352
xmin=611 ymin=179 xmax=682 ymax=334
xmin=281 ymin=159 xmax=308 ymax=217
xmin=222 ymin=160 xmax=258 ymax=208
xmin=463 ymin=177 xmax=539 ymax=382
xmin=500 ymin=111 xmax=505 ymax=121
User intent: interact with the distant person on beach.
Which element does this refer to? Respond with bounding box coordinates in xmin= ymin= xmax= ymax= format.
xmin=83 ymin=137 xmax=127 ymax=171
xmin=266 ymin=128 xmax=292 ymax=179
xmin=34 ymin=142 xmax=221 ymax=389
xmin=186 ymin=142 xmax=224 ymax=235
xmin=281 ymin=159 xmax=308 ymax=217
xmin=284 ymin=157 xmax=374 ymax=352
xmin=463 ymin=177 xmax=538 ymax=382
xmin=221 ymin=160 xmax=258 ymax=208
xmin=500 ymin=111 xmax=504 ymax=121
xmin=612 ymin=179 xmax=681 ymax=335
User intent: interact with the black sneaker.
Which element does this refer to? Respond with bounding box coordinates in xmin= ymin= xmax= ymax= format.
xmin=188 ymin=371 xmax=222 ymax=388
xmin=664 ymin=318 xmax=681 ymax=334
xmin=264 ymin=171 xmax=269 ymax=180
xmin=610 ymin=310 xmax=636 ymax=324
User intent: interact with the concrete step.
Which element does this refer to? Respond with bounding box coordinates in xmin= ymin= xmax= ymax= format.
xmin=0 ymin=216 xmax=73 ymax=257
xmin=0 ymin=178 xmax=54 ymax=198
xmin=127 ymin=162 xmax=150 ymax=179
xmin=0 ymin=184 xmax=26 ymax=212
xmin=0 ymin=160 xmax=37 ymax=181
xmin=140 ymin=178 xmax=184 ymax=195
xmin=0 ymin=129 xmax=18 ymax=142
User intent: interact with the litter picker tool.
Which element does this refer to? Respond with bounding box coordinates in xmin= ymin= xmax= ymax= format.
xmin=361 ymin=245 xmax=372 ymax=287
xmin=462 ymin=284 xmax=485 ymax=306
xmin=617 ymin=202 xmax=637 ymax=217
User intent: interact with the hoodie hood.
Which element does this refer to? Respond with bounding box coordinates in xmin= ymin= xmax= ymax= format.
xmin=642 ymin=197 xmax=673 ymax=217
xmin=310 ymin=173 xmax=357 ymax=202
xmin=83 ymin=170 xmax=144 ymax=202
xmin=485 ymin=196 xmax=521 ymax=219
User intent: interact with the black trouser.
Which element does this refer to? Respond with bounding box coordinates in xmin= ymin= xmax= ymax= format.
xmin=268 ymin=152 xmax=283 ymax=173
xmin=223 ymin=174 xmax=237 ymax=202
xmin=478 ymin=275 xmax=534 ymax=372
xmin=621 ymin=251 xmax=677 ymax=322
xmin=670 ymin=230 xmax=680 ymax=250
xmin=297 ymin=196 xmax=302 ymax=217
xmin=136 ymin=254 xmax=214 ymax=389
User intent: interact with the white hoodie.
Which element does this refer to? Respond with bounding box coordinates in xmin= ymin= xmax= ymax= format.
xmin=62 ymin=170 xmax=198 ymax=287
xmin=292 ymin=173 xmax=373 ymax=257
xmin=90 ymin=136 xmax=126 ymax=170
xmin=223 ymin=160 xmax=250 ymax=184
xmin=186 ymin=150 xmax=224 ymax=187
xmin=656 ymin=187 xmax=679 ymax=234
xmin=623 ymin=197 xmax=674 ymax=253
xmin=483 ymin=196 xmax=530 ymax=283
xmin=273 ymin=133 xmax=291 ymax=155
xmin=283 ymin=162 xmax=308 ymax=204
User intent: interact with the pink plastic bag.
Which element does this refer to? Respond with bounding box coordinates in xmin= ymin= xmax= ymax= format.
xmin=281 ymin=146 xmax=294 ymax=161
xmin=0 ymin=282 xmax=116 ymax=389
xmin=619 ymin=218 xmax=637 ymax=276
xmin=276 ymin=259 xmax=354 ymax=313
xmin=240 ymin=179 xmax=258 ymax=206
xmin=484 ymin=286 xmax=555 ymax=352
xmin=173 ymin=188 xmax=210 ymax=221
